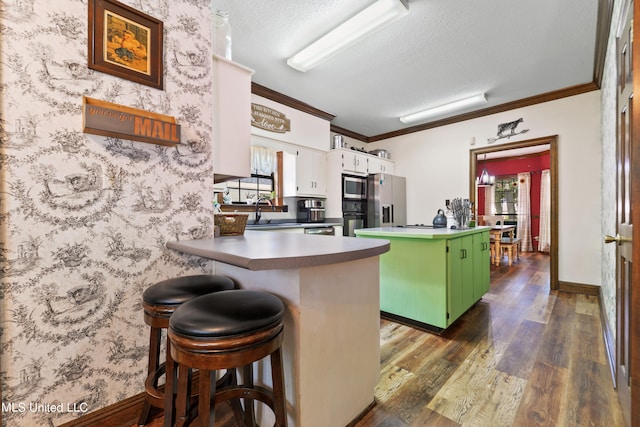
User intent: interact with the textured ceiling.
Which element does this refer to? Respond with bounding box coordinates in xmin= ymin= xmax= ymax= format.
xmin=214 ymin=0 xmax=599 ymax=138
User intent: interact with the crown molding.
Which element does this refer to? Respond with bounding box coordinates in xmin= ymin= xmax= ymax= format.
xmin=368 ymin=82 xmax=599 ymax=142
xmin=251 ymin=82 xmax=335 ymax=122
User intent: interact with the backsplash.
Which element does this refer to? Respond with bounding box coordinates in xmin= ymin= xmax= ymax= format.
xmin=0 ymin=0 xmax=214 ymax=425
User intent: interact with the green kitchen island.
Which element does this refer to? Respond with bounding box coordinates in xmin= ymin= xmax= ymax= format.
xmin=355 ymin=226 xmax=491 ymax=332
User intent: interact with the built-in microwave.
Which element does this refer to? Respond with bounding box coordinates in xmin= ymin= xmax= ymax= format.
xmin=343 ymin=175 xmax=367 ymax=200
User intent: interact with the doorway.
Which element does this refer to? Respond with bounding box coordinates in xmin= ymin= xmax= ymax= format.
xmin=469 ymin=136 xmax=558 ymax=289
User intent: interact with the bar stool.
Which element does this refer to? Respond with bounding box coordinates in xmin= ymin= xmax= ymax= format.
xmin=138 ymin=274 xmax=236 ymax=426
xmin=167 ymin=289 xmax=287 ymax=427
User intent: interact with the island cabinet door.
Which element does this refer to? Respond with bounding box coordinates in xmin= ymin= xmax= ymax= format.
xmin=446 ymin=235 xmax=475 ymax=325
xmin=472 ymin=230 xmax=491 ymax=299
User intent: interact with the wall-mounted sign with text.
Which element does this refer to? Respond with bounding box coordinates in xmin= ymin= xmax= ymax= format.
xmin=82 ymin=96 xmax=180 ymax=147
xmin=251 ymin=103 xmax=291 ymax=133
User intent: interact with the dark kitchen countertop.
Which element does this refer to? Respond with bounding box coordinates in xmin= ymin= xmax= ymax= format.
xmin=245 ymin=221 xmax=341 ymax=230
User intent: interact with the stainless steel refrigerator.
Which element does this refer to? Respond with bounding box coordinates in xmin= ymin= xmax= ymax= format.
xmin=367 ymin=174 xmax=406 ymax=227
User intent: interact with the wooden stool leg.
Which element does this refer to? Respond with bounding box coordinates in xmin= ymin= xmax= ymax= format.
xmin=225 ymin=369 xmax=247 ymax=425
xmin=163 ymin=338 xmax=175 ymax=427
xmin=139 ymin=326 xmax=162 ymax=426
xmin=507 ymin=246 xmax=513 ymax=266
xmin=270 ymin=348 xmax=287 ymax=427
xmin=243 ymin=365 xmax=257 ymax=427
xmin=198 ymin=369 xmax=215 ymax=427
xmin=174 ymin=365 xmax=191 ymax=427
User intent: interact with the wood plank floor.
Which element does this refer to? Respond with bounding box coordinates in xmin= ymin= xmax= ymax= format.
xmin=140 ymin=252 xmax=624 ymax=427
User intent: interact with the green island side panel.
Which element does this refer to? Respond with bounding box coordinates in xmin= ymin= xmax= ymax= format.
xmin=358 ymin=234 xmax=448 ymax=328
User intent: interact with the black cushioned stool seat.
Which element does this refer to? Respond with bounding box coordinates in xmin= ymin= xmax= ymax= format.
xmin=167 ymin=289 xmax=287 ymax=427
xmin=138 ymin=275 xmax=236 ymax=426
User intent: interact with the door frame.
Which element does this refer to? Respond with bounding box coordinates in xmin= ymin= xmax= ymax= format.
xmin=629 ymin=1 xmax=640 ymax=424
xmin=469 ymin=135 xmax=558 ymax=289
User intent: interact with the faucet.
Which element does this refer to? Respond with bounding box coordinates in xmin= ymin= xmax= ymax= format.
xmin=254 ymin=197 xmax=273 ymax=224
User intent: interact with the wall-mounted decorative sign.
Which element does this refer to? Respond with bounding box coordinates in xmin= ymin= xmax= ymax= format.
xmin=487 ymin=118 xmax=529 ymax=143
xmin=251 ymin=103 xmax=291 ymax=133
xmin=88 ymin=0 xmax=163 ymax=89
xmin=82 ymin=96 xmax=180 ymax=146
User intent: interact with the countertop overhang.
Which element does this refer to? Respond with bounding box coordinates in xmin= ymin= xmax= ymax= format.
xmin=166 ymin=230 xmax=390 ymax=271
xmin=355 ymin=226 xmax=491 ymax=239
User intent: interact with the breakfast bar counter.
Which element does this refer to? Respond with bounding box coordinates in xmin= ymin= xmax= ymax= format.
xmin=166 ymin=231 xmax=390 ymax=426
xmin=166 ymin=230 xmax=389 ymax=270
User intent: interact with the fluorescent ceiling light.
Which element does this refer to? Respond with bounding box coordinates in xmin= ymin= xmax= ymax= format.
xmin=287 ymin=0 xmax=409 ymax=72
xmin=399 ymin=93 xmax=488 ymax=124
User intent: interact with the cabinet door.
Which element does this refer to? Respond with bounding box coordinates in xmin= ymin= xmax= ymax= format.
xmin=286 ymin=148 xmax=327 ymax=197
xmin=368 ymin=157 xmax=395 ymax=175
xmin=213 ymin=56 xmax=253 ymax=182
xmin=342 ymin=151 xmax=368 ymax=175
xmin=447 ymin=237 xmax=465 ymax=324
xmin=447 ymin=235 xmax=475 ymax=325
xmin=472 ymin=230 xmax=491 ymax=298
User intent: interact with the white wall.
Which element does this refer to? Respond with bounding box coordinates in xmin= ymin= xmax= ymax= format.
xmin=367 ymin=91 xmax=602 ymax=286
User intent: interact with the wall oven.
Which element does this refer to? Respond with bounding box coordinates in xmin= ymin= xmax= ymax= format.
xmin=342 ymin=175 xmax=367 ymax=200
xmin=342 ymin=200 xmax=367 ymax=237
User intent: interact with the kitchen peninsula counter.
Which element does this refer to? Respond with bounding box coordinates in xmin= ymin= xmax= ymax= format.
xmin=167 ymin=230 xmax=387 ymax=270
xmin=166 ymin=232 xmax=390 ymax=427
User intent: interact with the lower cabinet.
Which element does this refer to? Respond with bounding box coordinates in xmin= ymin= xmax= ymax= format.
xmin=447 ymin=231 xmax=490 ymax=324
xmin=358 ymin=228 xmax=490 ymax=331
xmin=473 ymin=230 xmax=491 ymax=298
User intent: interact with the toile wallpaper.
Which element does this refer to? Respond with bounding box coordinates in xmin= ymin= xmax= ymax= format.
xmin=0 ymin=0 xmax=216 ymax=425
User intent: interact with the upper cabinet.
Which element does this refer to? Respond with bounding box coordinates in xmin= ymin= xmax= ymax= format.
xmin=282 ymin=148 xmax=327 ymax=198
xmin=327 ymin=149 xmax=395 ymax=176
xmin=213 ymin=54 xmax=254 ymax=183
xmin=342 ymin=150 xmax=369 ymax=175
xmin=367 ymin=156 xmax=395 ymax=175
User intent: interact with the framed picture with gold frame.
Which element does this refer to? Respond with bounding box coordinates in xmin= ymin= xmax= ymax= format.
xmin=88 ymin=0 xmax=163 ymax=89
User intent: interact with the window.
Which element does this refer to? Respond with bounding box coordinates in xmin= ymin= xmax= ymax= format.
xmin=494 ymin=176 xmax=518 ymax=219
xmin=223 ymin=173 xmax=274 ymax=204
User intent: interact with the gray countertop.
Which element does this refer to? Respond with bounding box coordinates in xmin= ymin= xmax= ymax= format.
xmin=166 ymin=230 xmax=390 ymax=271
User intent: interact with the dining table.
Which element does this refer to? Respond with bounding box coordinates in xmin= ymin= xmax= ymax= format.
xmin=489 ymin=224 xmax=516 ymax=266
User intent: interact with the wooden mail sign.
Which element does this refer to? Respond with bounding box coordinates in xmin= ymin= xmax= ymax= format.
xmin=83 ymin=96 xmax=180 ymax=147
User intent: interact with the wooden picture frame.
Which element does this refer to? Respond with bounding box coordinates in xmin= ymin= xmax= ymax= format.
xmin=88 ymin=0 xmax=163 ymax=89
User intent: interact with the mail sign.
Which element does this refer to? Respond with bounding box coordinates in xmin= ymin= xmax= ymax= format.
xmin=83 ymin=97 xmax=181 ymax=147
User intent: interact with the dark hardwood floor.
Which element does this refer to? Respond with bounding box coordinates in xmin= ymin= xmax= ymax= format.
xmin=141 ymin=252 xmax=624 ymax=427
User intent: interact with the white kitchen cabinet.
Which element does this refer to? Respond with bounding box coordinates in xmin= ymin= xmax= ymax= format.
xmin=367 ymin=156 xmax=395 ymax=174
xmin=213 ymin=54 xmax=254 ymax=183
xmin=327 ymin=149 xmax=368 ymax=176
xmin=282 ymin=148 xmax=327 ymax=197
xmin=327 ymin=149 xmax=395 ymax=176
xmin=343 ymin=151 xmax=368 ymax=175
